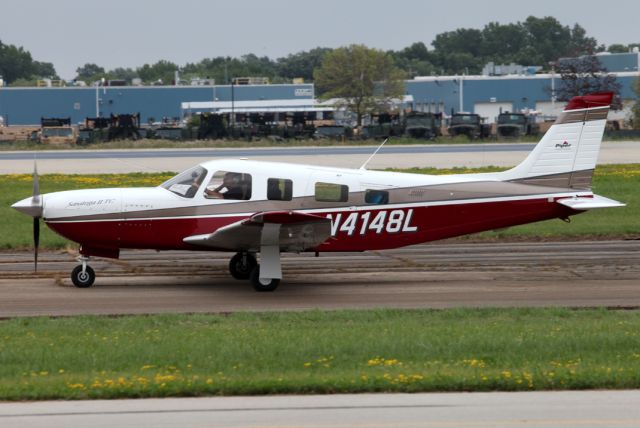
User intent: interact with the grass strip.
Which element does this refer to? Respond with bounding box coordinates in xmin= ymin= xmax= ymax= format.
xmin=1 ymin=308 xmax=640 ymax=400
xmin=1 ymin=164 xmax=638 ymax=250
xmin=0 ymin=136 xmax=542 ymax=151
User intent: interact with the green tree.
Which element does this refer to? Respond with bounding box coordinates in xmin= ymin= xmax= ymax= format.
xmin=390 ymin=42 xmax=435 ymax=77
xmin=431 ymin=28 xmax=484 ymax=74
xmin=0 ymin=39 xmax=57 ymax=83
xmin=556 ymin=55 xmax=622 ymax=109
xmin=314 ymin=44 xmax=405 ymax=126
xmin=75 ymin=63 xmax=105 ymax=82
xmin=607 ymin=43 xmax=640 ymax=53
xmin=137 ymin=60 xmax=179 ymax=85
xmin=276 ymin=47 xmax=332 ymax=82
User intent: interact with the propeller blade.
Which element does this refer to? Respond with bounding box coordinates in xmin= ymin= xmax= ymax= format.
xmin=33 ymin=160 xmax=40 ymax=272
xmin=32 ymin=159 xmax=40 ymax=205
xmin=33 ymin=217 xmax=40 ymax=272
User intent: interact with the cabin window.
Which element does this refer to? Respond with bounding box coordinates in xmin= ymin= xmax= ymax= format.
xmin=315 ymin=182 xmax=349 ymax=202
xmin=161 ymin=166 xmax=208 ymax=198
xmin=267 ymin=178 xmax=293 ymax=201
xmin=365 ymin=189 xmax=389 ymax=205
xmin=204 ymin=171 xmax=252 ymax=200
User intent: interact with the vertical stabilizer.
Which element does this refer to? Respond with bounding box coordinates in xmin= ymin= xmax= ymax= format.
xmin=501 ymin=92 xmax=613 ymax=188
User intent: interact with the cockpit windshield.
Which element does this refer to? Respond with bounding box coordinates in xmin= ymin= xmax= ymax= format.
xmin=160 ymin=166 xmax=208 ymax=198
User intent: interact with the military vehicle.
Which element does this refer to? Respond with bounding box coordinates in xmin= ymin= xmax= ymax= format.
xmin=107 ymin=113 xmax=141 ymax=141
xmin=496 ymin=112 xmax=540 ymax=138
xmin=77 ymin=117 xmax=110 ymax=144
xmin=38 ymin=117 xmax=76 ymax=145
xmin=314 ymin=125 xmax=353 ymax=140
xmin=361 ymin=113 xmax=404 ymax=139
xmin=197 ymin=113 xmax=227 ymax=140
xmin=404 ymin=112 xmax=442 ymax=139
xmin=447 ymin=113 xmax=491 ymax=139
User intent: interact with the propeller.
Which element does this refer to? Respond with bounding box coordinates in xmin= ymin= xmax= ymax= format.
xmin=31 ymin=161 xmax=41 ymax=272
xmin=11 ymin=160 xmax=44 ymax=272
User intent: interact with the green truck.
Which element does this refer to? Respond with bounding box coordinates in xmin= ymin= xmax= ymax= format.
xmin=496 ymin=112 xmax=540 ymax=138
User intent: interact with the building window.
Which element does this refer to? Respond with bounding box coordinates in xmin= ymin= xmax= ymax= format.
xmin=267 ymin=178 xmax=293 ymax=201
xmin=315 ymin=182 xmax=349 ymax=202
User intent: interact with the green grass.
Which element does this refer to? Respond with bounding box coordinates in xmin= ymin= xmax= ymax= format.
xmin=1 ymin=164 xmax=638 ymax=250
xmin=0 ymin=135 xmax=543 ymax=151
xmin=1 ymin=308 xmax=640 ymax=400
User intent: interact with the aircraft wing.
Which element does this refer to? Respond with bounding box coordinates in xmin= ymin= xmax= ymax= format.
xmin=183 ymin=211 xmax=332 ymax=252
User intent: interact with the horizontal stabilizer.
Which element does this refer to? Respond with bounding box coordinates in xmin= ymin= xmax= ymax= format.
xmin=557 ymin=195 xmax=626 ymax=210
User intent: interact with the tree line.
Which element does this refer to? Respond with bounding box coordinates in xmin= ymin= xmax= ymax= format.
xmin=2 ymin=16 xmax=639 ymax=86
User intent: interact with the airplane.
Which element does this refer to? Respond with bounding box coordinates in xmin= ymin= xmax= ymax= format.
xmin=12 ymin=92 xmax=625 ymax=292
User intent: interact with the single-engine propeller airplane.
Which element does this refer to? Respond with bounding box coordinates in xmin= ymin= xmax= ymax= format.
xmin=13 ymin=92 xmax=625 ymax=291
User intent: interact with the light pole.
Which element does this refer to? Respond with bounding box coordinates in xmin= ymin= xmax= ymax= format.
xmin=549 ymin=61 xmax=556 ymax=112
xmin=230 ymin=79 xmax=235 ymax=128
xmin=459 ymin=75 xmax=464 ymax=112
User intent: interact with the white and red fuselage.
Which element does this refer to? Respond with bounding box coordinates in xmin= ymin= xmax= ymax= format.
xmin=13 ymin=93 xmax=624 ymax=265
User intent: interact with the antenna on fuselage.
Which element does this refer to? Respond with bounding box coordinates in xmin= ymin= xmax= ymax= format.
xmin=359 ymin=138 xmax=389 ymax=170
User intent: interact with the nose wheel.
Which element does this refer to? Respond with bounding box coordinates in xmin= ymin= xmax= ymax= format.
xmin=71 ymin=257 xmax=95 ymax=288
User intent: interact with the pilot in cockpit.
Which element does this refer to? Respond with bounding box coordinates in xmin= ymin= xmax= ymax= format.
xmin=205 ymin=172 xmax=244 ymax=199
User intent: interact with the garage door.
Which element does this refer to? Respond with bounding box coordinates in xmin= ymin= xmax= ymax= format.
xmin=474 ymin=102 xmax=513 ymax=123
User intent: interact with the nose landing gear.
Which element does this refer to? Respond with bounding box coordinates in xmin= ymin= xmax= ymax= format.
xmin=71 ymin=256 xmax=95 ymax=288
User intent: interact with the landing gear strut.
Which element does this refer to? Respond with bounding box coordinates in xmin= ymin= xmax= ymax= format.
xmin=71 ymin=256 xmax=95 ymax=288
xmin=228 ymin=252 xmax=257 ymax=280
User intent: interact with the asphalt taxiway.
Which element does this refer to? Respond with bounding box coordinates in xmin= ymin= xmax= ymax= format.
xmin=1 ymin=240 xmax=639 ymax=317
xmin=1 ymin=390 xmax=639 ymax=428
xmin=1 ymin=140 xmax=639 ymax=173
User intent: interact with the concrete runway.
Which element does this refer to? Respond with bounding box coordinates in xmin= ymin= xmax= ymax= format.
xmin=1 ymin=391 xmax=639 ymax=428
xmin=1 ymin=140 xmax=639 ymax=173
xmin=1 ymin=240 xmax=639 ymax=317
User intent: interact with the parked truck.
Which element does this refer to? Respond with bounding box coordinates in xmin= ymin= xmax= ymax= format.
xmin=404 ymin=112 xmax=442 ymax=139
xmin=38 ymin=117 xmax=76 ymax=145
xmin=447 ymin=113 xmax=491 ymax=139
xmin=496 ymin=112 xmax=539 ymax=138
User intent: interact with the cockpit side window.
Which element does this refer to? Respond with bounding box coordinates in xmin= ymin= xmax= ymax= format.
xmin=315 ymin=182 xmax=349 ymax=202
xmin=204 ymin=171 xmax=252 ymax=200
xmin=365 ymin=189 xmax=389 ymax=204
xmin=267 ymin=178 xmax=293 ymax=201
xmin=160 ymin=166 xmax=208 ymax=198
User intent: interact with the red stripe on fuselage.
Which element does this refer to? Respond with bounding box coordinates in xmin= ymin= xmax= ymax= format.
xmin=46 ymin=197 xmax=576 ymax=256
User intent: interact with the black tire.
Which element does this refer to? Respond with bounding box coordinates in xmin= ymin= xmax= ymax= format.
xmin=229 ymin=252 xmax=257 ymax=280
xmin=71 ymin=265 xmax=95 ymax=288
xmin=249 ymin=265 xmax=280 ymax=292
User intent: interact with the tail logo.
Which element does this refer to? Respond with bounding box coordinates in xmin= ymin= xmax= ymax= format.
xmin=555 ymin=141 xmax=572 ymax=149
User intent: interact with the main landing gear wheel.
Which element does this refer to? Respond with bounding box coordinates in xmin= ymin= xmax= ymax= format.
xmin=229 ymin=252 xmax=257 ymax=280
xmin=71 ymin=265 xmax=95 ymax=288
xmin=250 ymin=266 xmax=280 ymax=292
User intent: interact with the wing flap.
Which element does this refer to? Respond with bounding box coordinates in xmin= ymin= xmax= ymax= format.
xmin=183 ymin=211 xmax=332 ymax=252
xmin=557 ymin=195 xmax=625 ymax=210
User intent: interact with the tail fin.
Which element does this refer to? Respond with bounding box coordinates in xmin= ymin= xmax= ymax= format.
xmin=501 ymin=92 xmax=613 ymax=189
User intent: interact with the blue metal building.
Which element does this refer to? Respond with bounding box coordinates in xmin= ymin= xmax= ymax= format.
xmin=0 ymin=84 xmax=314 ymax=125
xmin=406 ymin=72 xmax=638 ymax=122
